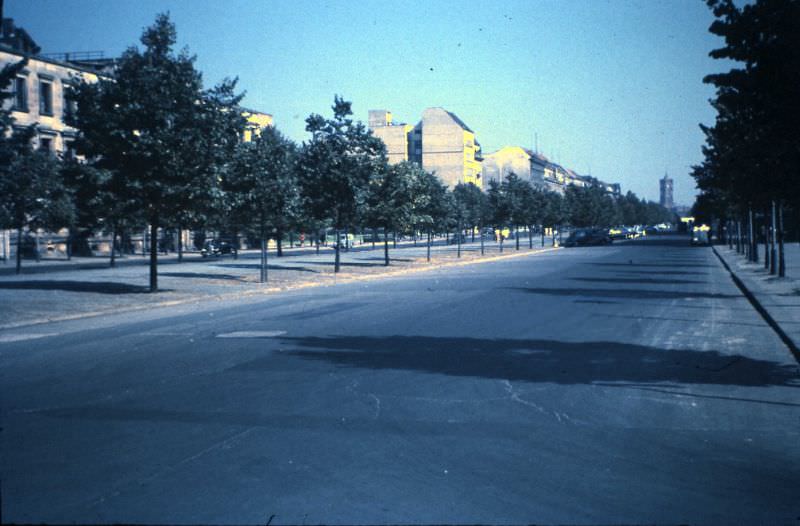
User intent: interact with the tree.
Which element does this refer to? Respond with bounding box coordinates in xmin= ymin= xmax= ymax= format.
xmin=223 ymin=126 xmax=298 ymax=282
xmin=297 ymin=96 xmax=386 ymax=272
xmin=365 ymin=161 xmax=425 ymax=266
xmin=694 ymin=0 xmax=800 ymax=274
xmin=71 ymin=13 xmax=245 ymax=291
xmin=452 ymin=182 xmax=485 ymax=244
xmin=416 ymin=170 xmax=449 ymax=262
xmin=486 ymin=179 xmax=511 ymax=252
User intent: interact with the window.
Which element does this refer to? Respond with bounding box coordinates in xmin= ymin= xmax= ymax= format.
xmin=63 ymin=140 xmax=77 ymax=159
xmin=39 ymin=79 xmax=53 ymax=116
xmin=13 ymin=76 xmax=27 ymax=111
xmin=39 ymin=136 xmax=53 ymax=152
xmin=62 ymin=82 xmax=77 ymax=121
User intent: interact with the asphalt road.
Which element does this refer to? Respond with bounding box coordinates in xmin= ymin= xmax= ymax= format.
xmin=2 ymin=235 xmax=798 ymax=525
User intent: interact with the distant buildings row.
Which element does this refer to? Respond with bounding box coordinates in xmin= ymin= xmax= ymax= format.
xmin=369 ymin=108 xmax=621 ymax=196
xmin=1 ymin=16 xmax=618 ymax=200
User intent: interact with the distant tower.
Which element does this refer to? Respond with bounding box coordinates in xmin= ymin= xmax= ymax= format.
xmin=660 ymin=173 xmax=674 ymax=209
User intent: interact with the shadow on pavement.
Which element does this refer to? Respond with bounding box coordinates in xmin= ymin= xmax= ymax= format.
xmin=293 ymin=260 xmax=386 ymax=268
xmin=161 ymin=272 xmax=246 ymax=281
xmin=265 ymin=335 xmax=800 ymax=388
xmin=588 ymin=262 xmax=715 ymax=269
xmin=570 ymin=277 xmax=705 ymax=285
xmin=613 ymin=270 xmax=701 ymax=276
xmin=216 ymin=263 xmax=317 ymax=273
xmin=0 ymin=280 xmax=155 ymax=294
xmin=506 ymin=286 xmax=739 ymax=301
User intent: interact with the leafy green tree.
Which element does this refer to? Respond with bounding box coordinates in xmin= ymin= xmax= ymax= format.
xmin=223 ymin=126 xmax=298 ymax=282
xmin=415 ymin=170 xmax=449 ymax=262
xmin=452 ymin=182 xmax=485 ymax=243
xmin=71 ymin=13 xmax=245 ymax=291
xmin=297 ymin=96 xmax=386 ymax=272
xmin=365 ymin=161 xmax=427 ymax=266
xmin=486 ymin=179 xmax=511 ymax=252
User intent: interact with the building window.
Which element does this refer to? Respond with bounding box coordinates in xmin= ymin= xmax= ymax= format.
xmin=39 ymin=136 xmax=53 ymax=152
xmin=62 ymin=82 xmax=77 ymax=121
xmin=39 ymin=79 xmax=53 ymax=116
xmin=13 ymin=76 xmax=27 ymax=111
xmin=63 ymin=140 xmax=77 ymax=159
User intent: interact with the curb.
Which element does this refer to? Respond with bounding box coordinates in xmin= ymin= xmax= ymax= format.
xmin=0 ymin=246 xmax=560 ymax=331
xmin=712 ymin=245 xmax=800 ymax=363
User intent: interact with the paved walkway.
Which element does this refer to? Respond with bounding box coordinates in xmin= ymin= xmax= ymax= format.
xmin=713 ymin=242 xmax=800 ymax=356
xmin=0 ymin=237 xmax=558 ymax=330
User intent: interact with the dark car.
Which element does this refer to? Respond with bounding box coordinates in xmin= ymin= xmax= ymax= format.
xmin=563 ymin=228 xmax=612 ymax=247
xmin=201 ymin=239 xmax=238 ymax=257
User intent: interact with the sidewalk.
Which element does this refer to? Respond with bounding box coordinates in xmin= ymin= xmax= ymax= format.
xmin=713 ymin=242 xmax=800 ymax=358
xmin=0 ymin=238 xmax=558 ymax=330
xmin=0 ymin=236 xmax=451 ymax=276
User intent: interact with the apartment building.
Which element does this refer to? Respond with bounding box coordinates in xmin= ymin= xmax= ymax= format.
xmin=368 ymin=107 xmax=483 ymax=189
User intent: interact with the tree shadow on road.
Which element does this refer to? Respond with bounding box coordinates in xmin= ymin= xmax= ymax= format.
xmin=0 ymin=280 xmax=156 ymax=294
xmin=570 ymin=277 xmax=706 ymax=285
xmin=587 ymin=262 xmax=715 ymax=269
xmin=506 ymin=286 xmax=739 ymax=301
xmin=215 ymin=264 xmax=318 ymax=273
xmin=161 ymin=272 xmax=247 ymax=281
xmin=261 ymin=335 xmax=800 ymax=388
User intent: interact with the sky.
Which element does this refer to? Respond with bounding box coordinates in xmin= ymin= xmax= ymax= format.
xmin=6 ymin=0 xmax=729 ymax=205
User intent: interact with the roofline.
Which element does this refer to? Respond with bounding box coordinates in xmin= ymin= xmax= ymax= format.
xmin=0 ymin=44 xmax=110 ymax=76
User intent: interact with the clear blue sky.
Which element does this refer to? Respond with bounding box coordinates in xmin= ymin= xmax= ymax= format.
xmin=7 ymin=0 xmax=727 ymax=205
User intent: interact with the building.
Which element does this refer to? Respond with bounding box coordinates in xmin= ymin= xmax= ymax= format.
xmin=369 ymin=107 xmax=483 ymax=189
xmin=368 ymin=110 xmax=413 ymax=164
xmin=481 ymin=146 xmax=546 ymax=188
xmin=1 ymin=18 xmax=102 ymax=156
xmin=242 ymin=107 xmax=273 ymax=142
xmin=660 ymin=173 xmax=674 ymax=209
xmin=482 ymin=145 xmax=620 ymax=197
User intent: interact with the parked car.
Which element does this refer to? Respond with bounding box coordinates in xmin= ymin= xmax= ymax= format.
xmin=201 ymin=239 xmax=238 ymax=257
xmin=563 ymin=228 xmax=612 ymax=247
xmin=691 ymin=227 xmax=710 ymax=246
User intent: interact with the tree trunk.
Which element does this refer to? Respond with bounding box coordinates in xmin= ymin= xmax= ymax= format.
xmin=393 ymin=231 xmax=397 ymax=249
xmin=276 ymin=230 xmax=283 ymax=257
xmin=471 ymin=227 xmax=475 ymax=243
xmin=763 ymin=209 xmax=770 ymax=270
xmin=728 ymin=220 xmax=733 ymax=250
xmin=67 ymin=228 xmax=73 ymax=261
xmin=515 ymin=225 xmax=520 ymax=250
xmin=334 ymin=228 xmax=341 ymax=273
xmin=737 ymin=220 xmax=742 ymax=254
xmin=233 ymin=229 xmax=239 ymax=260
xmin=778 ymin=202 xmax=785 ymax=277
xmin=34 ymin=229 xmax=40 ymax=262
xmin=457 ymin=221 xmax=462 ymax=258
xmin=480 ymin=223 xmax=485 ymax=255
xmin=384 ymin=227 xmax=390 ymax=266
xmin=15 ymin=226 xmax=22 ymax=274
xmin=541 ymin=226 xmax=545 ymax=247
xmin=528 ymin=225 xmax=533 ymax=249
xmin=749 ymin=208 xmax=758 ymax=263
xmin=149 ymin=221 xmax=158 ymax=292
xmin=110 ymin=224 xmax=116 ymax=268
xmin=499 ymin=230 xmax=504 ymax=253
xmin=289 ymin=231 xmax=294 ymax=250
xmin=260 ymin=236 xmax=268 ymax=284
xmin=177 ymin=227 xmax=183 ymax=263
xmin=427 ymin=230 xmax=431 ymax=262
xmin=770 ymin=201 xmax=777 ymax=275
xmin=372 ymin=228 xmax=377 ymax=249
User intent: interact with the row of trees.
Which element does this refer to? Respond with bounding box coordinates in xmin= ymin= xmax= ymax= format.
xmin=691 ymin=0 xmax=799 ymax=276
xmin=0 ymin=14 xmax=671 ymax=291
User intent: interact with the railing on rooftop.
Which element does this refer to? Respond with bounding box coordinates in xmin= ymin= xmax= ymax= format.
xmin=40 ymin=50 xmax=105 ymax=62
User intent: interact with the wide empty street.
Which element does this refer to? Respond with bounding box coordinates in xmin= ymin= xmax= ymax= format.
xmin=2 ymin=236 xmax=798 ymax=524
